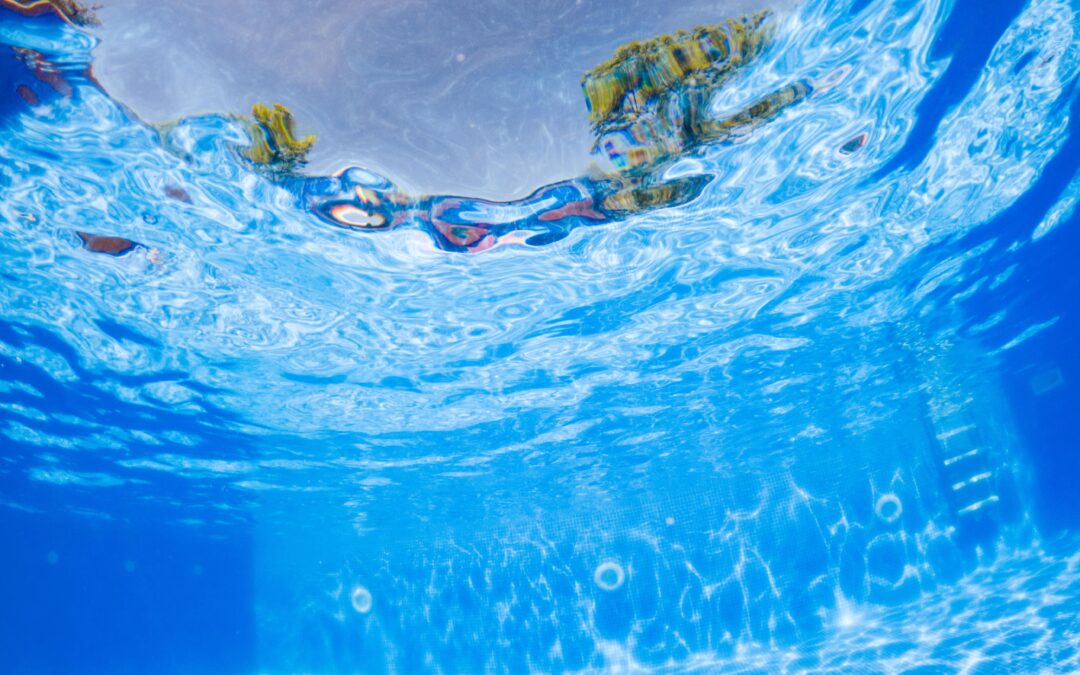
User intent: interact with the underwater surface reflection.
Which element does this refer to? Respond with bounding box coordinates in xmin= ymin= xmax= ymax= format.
xmin=92 ymin=0 xmax=788 ymax=198
xmin=0 ymin=0 xmax=1078 ymax=672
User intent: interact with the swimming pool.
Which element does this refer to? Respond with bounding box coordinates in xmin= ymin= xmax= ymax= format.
xmin=0 ymin=0 xmax=1078 ymax=672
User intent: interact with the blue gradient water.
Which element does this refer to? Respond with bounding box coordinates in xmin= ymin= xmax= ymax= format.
xmin=1 ymin=0 xmax=1078 ymax=672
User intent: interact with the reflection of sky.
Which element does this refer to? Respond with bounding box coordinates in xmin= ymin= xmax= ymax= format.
xmin=91 ymin=0 xmax=782 ymax=199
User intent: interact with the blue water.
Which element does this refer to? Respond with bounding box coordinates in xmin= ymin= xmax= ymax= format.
xmin=1 ymin=0 xmax=1079 ymax=672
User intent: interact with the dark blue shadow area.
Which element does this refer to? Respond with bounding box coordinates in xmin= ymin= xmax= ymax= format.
xmin=955 ymin=85 xmax=1080 ymax=534
xmin=872 ymin=0 xmax=1028 ymax=179
xmin=0 ymin=314 xmax=259 ymax=673
xmin=996 ymin=208 xmax=1080 ymax=533
xmin=0 ymin=317 xmax=246 ymax=430
xmin=0 ymin=509 xmax=255 ymax=675
xmin=0 ymin=315 xmax=257 ymax=518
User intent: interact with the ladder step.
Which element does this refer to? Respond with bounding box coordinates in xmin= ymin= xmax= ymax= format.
xmin=951 ymin=472 xmax=992 ymax=491
xmin=943 ymin=448 xmax=981 ymax=466
xmin=936 ymin=424 xmax=975 ymax=441
xmin=957 ymin=495 xmax=1000 ymax=515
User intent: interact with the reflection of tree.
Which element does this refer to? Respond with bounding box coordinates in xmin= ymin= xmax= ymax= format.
xmin=583 ymin=12 xmax=774 ymax=174
xmin=242 ymin=103 xmax=317 ymax=173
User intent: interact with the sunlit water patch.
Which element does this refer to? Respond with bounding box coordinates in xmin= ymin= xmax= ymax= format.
xmin=1 ymin=0 xmax=1078 ymax=672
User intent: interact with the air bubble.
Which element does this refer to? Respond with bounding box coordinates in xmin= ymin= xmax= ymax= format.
xmin=351 ymin=585 xmax=373 ymax=614
xmin=875 ymin=493 xmax=903 ymax=524
xmin=593 ymin=561 xmax=625 ymax=591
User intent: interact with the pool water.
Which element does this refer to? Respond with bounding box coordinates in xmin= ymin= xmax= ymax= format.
xmin=1 ymin=0 xmax=1078 ymax=672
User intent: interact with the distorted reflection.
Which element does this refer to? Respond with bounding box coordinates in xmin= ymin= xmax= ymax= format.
xmin=89 ymin=0 xmax=790 ymax=197
xmin=242 ymin=11 xmax=815 ymax=252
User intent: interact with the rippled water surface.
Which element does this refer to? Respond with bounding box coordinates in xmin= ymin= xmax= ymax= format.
xmin=1 ymin=0 xmax=1079 ymax=672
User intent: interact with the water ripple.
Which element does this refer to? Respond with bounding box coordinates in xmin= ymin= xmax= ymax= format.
xmin=1 ymin=0 xmax=1078 ymax=668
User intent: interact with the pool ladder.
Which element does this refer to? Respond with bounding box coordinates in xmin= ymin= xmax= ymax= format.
xmin=927 ymin=401 xmax=1006 ymax=545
